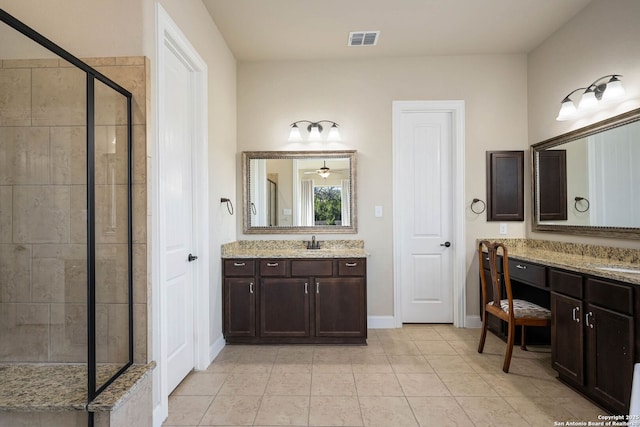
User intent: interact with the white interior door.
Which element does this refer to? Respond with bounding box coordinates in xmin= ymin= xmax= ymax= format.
xmin=395 ymin=110 xmax=454 ymax=323
xmin=162 ymin=42 xmax=196 ymax=393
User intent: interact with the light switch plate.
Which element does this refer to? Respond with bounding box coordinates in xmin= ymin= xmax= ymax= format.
xmin=499 ymin=223 xmax=508 ymax=235
xmin=374 ymin=205 xmax=383 ymax=217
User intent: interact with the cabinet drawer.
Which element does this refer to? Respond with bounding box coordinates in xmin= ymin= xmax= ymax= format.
xmin=224 ymin=259 xmax=255 ymax=276
xmin=508 ymin=258 xmax=546 ymax=288
xmin=291 ymin=260 xmax=333 ymax=277
xmin=338 ymin=259 xmax=366 ymax=276
xmin=549 ymin=269 xmax=583 ymax=299
xmin=586 ymin=278 xmax=633 ymax=315
xmin=260 ymin=260 xmax=288 ymax=276
xmin=481 ymin=253 xmax=503 ymax=272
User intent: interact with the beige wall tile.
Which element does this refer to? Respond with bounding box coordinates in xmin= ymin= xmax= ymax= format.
xmin=115 ymin=57 xmax=145 ymax=66
xmin=107 ymin=303 xmax=129 ymax=363
xmin=94 ymin=125 xmax=129 ymax=185
xmin=32 ymin=258 xmax=65 ymax=303
xmin=31 ymin=244 xmax=87 ymax=304
xmin=13 ymin=186 xmax=70 ymax=243
xmin=94 ymin=184 xmax=128 ymax=244
xmin=69 ymin=185 xmax=88 ymax=243
xmin=32 ymin=67 xmax=86 ymax=126
xmin=95 ymin=244 xmax=129 ymax=304
xmin=0 ymin=244 xmax=31 ymax=302
xmin=0 ymin=68 xmax=31 ymax=126
xmin=133 ymin=243 xmax=146 ymax=304
xmin=0 ymin=411 xmax=87 ymax=427
xmin=108 ymin=374 xmax=152 ymax=427
xmin=132 ymin=125 xmax=146 ymax=184
xmin=50 ymin=126 xmax=86 ymax=185
xmin=95 ymin=303 xmax=109 ymax=363
xmin=50 ymin=303 xmax=87 ymax=362
xmin=0 ymin=303 xmax=49 ymax=361
xmin=0 ymin=186 xmax=12 ymax=242
xmin=94 ymin=79 xmax=129 ymax=126
xmin=3 ymin=59 xmax=60 ymax=69
xmin=0 ymin=127 xmax=50 ymax=185
xmin=132 ymin=183 xmax=146 ymax=244
xmin=133 ymin=303 xmax=147 ymax=363
xmin=95 ymin=66 xmax=145 ymax=125
xmin=82 ymin=57 xmax=117 ymax=67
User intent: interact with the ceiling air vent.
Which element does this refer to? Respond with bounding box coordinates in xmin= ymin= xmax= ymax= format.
xmin=348 ymin=31 xmax=380 ymax=47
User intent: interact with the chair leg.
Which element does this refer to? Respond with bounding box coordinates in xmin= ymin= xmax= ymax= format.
xmin=503 ymin=321 xmax=515 ymax=373
xmin=520 ymin=325 xmax=527 ymax=351
xmin=478 ymin=310 xmax=488 ymax=354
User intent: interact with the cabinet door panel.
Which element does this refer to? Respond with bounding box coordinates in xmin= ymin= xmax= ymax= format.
xmin=260 ymin=278 xmax=310 ymax=337
xmin=551 ymin=292 xmax=584 ymax=384
xmin=224 ymin=278 xmax=256 ymax=337
xmin=315 ymin=277 xmax=365 ymax=337
xmin=587 ymin=304 xmax=634 ymax=415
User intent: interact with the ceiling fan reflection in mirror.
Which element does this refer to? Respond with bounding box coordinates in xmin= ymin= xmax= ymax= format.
xmin=303 ymin=161 xmax=347 ymax=179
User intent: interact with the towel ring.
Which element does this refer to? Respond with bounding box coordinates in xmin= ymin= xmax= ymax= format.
xmin=574 ymin=197 xmax=590 ymax=213
xmin=221 ymin=198 xmax=234 ymax=215
xmin=471 ymin=198 xmax=486 ymax=214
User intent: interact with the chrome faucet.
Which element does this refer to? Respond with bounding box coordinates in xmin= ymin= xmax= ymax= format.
xmin=306 ymin=235 xmax=321 ymax=249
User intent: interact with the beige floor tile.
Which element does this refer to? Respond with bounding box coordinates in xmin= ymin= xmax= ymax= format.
xmin=396 ymin=373 xmax=450 ymax=397
xmin=254 ymin=395 xmax=310 ymax=426
xmin=218 ymin=373 xmax=269 ymax=395
xmin=351 ymin=354 xmax=393 ymax=373
xmin=504 ymin=396 xmax=579 ymax=427
xmin=359 ymin=396 xmax=418 ymax=427
xmin=354 ymin=372 xmax=404 ymax=396
xmin=308 ymin=396 xmax=363 ymax=426
xmin=530 ymin=377 xmax=585 ymax=398
xmin=425 ymin=355 xmax=476 ymax=374
xmin=311 ymin=373 xmax=357 ymax=396
xmin=456 ymin=396 xmax=529 ymax=426
xmin=272 ymin=362 xmax=313 ymax=374
xmin=171 ymin=373 xmax=228 ymax=396
xmin=163 ymin=395 xmax=213 ymax=426
xmin=380 ymin=340 xmax=422 ymax=356
xmin=231 ymin=360 xmax=274 ymax=374
xmin=389 ymin=355 xmax=434 ymax=374
xmin=437 ymin=372 xmax=498 ymax=397
xmin=479 ymin=373 xmax=547 ymax=397
xmin=405 ymin=328 xmax=443 ymax=341
xmin=414 ymin=340 xmax=458 ymax=356
xmin=555 ymin=396 xmax=603 ymax=421
xmin=265 ymin=372 xmax=312 ymax=396
xmin=312 ymin=362 xmax=353 ymax=374
xmin=375 ymin=328 xmax=413 ymax=341
xmin=199 ymin=395 xmax=261 ymax=426
xmin=205 ymin=359 xmax=238 ymax=373
xmin=407 ymin=396 xmax=474 ymax=427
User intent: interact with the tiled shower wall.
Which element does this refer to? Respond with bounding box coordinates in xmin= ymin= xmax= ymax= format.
xmin=0 ymin=56 xmax=147 ymax=364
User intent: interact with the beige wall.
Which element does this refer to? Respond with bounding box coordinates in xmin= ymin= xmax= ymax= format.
xmin=237 ymin=55 xmax=529 ymax=318
xmin=527 ymin=0 xmax=640 ymax=248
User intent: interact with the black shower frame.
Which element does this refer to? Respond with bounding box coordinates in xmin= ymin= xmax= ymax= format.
xmin=0 ymin=8 xmax=134 ymax=403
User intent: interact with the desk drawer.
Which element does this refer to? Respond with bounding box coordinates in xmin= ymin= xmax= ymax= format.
xmin=549 ymin=268 xmax=583 ymax=299
xmin=508 ymin=258 xmax=546 ymax=288
xmin=586 ymin=278 xmax=633 ymax=315
xmin=481 ymin=253 xmax=503 ymax=272
xmin=338 ymin=259 xmax=366 ymax=276
xmin=224 ymin=259 xmax=255 ymax=276
xmin=260 ymin=260 xmax=288 ymax=276
xmin=291 ymin=260 xmax=333 ymax=277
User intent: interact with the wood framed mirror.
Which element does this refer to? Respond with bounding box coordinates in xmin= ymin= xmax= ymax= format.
xmin=531 ymin=108 xmax=640 ymax=239
xmin=242 ymin=150 xmax=357 ymax=234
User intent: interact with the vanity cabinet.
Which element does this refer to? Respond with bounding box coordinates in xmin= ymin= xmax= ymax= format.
xmin=551 ymin=268 xmax=634 ymax=415
xmin=223 ymin=257 xmax=367 ymax=344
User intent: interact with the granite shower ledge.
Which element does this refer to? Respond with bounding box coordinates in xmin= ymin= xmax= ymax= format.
xmin=0 ymin=362 xmax=154 ymax=413
xmin=222 ymin=240 xmax=368 ymax=259
xmin=479 ymin=238 xmax=640 ymax=285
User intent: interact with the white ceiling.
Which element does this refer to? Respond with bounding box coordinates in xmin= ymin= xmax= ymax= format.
xmin=202 ymin=0 xmax=593 ymax=61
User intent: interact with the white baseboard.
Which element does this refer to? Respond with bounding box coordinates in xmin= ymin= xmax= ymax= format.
xmin=465 ymin=315 xmax=482 ymax=328
xmin=368 ymin=315 xmax=396 ymax=329
xmin=209 ymin=335 xmax=226 ymax=363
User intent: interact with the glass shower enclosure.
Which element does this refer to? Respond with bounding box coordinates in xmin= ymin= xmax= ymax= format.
xmin=0 ymin=7 xmax=133 ymax=405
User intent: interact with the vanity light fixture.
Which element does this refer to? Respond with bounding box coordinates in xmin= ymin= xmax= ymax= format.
xmin=288 ymin=120 xmax=342 ymax=142
xmin=556 ymin=75 xmax=625 ymax=121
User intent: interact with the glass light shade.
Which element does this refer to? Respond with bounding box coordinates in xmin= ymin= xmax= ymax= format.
xmin=288 ymin=125 xmax=302 ymax=142
xmin=327 ymin=124 xmax=342 ymax=141
xmin=556 ymin=100 xmax=577 ymax=121
xmin=318 ymin=170 xmax=330 ymax=178
xmin=308 ymin=125 xmax=322 ymax=141
xmin=602 ymin=79 xmax=625 ymax=101
xmin=578 ymin=90 xmax=598 ymax=110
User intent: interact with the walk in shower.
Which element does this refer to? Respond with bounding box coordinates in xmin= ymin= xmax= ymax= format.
xmin=0 ymin=7 xmax=133 ymax=421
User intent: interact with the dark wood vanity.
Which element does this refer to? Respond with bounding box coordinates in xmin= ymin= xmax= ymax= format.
xmin=479 ymin=241 xmax=639 ymax=415
xmin=223 ymin=257 xmax=367 ymax=344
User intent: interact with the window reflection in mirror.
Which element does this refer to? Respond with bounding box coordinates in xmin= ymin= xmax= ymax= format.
xmin=243 ymin=151 xmax=356 ymax=234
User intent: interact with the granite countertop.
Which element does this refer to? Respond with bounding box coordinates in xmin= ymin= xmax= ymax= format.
xmin=0 ymin=362 xmax=155 ymax=412
xmin=479 ymin=238 xmax=640 ymax=285
xmin=222 ymin=239 xmax=368 ymax=259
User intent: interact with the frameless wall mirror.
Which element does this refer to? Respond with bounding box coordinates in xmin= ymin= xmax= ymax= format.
xmin=532 ymin=107 xmax=640 ymax=239
xmin=243 ymin=150 xmax=357 ymax=234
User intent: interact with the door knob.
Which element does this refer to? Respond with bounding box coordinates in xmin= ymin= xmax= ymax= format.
xmin=440 ymin=241 xmax=451 ymax=248
xmin=188 ymin=253 xmax=198 ymax=262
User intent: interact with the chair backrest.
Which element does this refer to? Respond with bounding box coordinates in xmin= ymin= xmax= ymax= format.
xmin=478 ymin=240 xmax=514 ymax=314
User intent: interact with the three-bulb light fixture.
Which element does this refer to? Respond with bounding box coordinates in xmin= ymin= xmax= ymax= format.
xmin=288 ymin=120 xmax=342 ymax=142
xmin=556 ymin=74 xmax=625 ymax=121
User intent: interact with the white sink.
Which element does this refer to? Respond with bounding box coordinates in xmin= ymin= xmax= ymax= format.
xmin=591 ymin=265 xmax=640 ymax=274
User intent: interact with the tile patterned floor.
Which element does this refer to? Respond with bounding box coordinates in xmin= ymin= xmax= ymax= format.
xmin=163 ymin=325 xmax=604 ymax=426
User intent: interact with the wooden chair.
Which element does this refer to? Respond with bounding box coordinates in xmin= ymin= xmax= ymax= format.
xmin=477 ymin=240 xmax=551 ymax=373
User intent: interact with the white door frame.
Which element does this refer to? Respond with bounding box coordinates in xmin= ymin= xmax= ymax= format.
xmin=153 ymin=4 xmax=209 ymax=424
xmin=392 ymin=100 xmax=466 ymax=328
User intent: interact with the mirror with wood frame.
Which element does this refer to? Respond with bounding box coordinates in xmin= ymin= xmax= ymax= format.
xmin=242 ymin=150 xmax=357 ymax=234
xmin=531 ymin=108 xmax=640 ymax=239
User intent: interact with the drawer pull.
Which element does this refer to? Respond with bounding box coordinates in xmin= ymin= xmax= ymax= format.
xmin=304 ymin=282 xmax=308 ymax=294
xmin=572 ymin=306 xmax=580 ymax=323
xmin=249 ymin=282 xmax=254 ymax=294
xmin=585 ymin=311 xmax=594 ymax=328
xmin=266 ymin=262 xmax=279 ymax=267
xmin=345 ymin=262 xmax=358 ymax=267
xmin=515 ymin=264 xmax=527 ymax=270
xmin=233 ymin=262 xmax=246 ymax=267
xmin=316 ymin=283 xmax=320 ymax=294
xmin=485 ymin=257 xmax=489 ymax=261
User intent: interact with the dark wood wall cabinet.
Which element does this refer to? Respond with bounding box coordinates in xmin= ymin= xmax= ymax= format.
xmin=223 ymin=258 xmax=367 ymax=344
xmin=480 ymin=254 xmax=637 ymax=414
xmin=537 ymin=150 xmax=567 ymax=221
xmin=486 ymin=150 xmax=524 ymax=221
